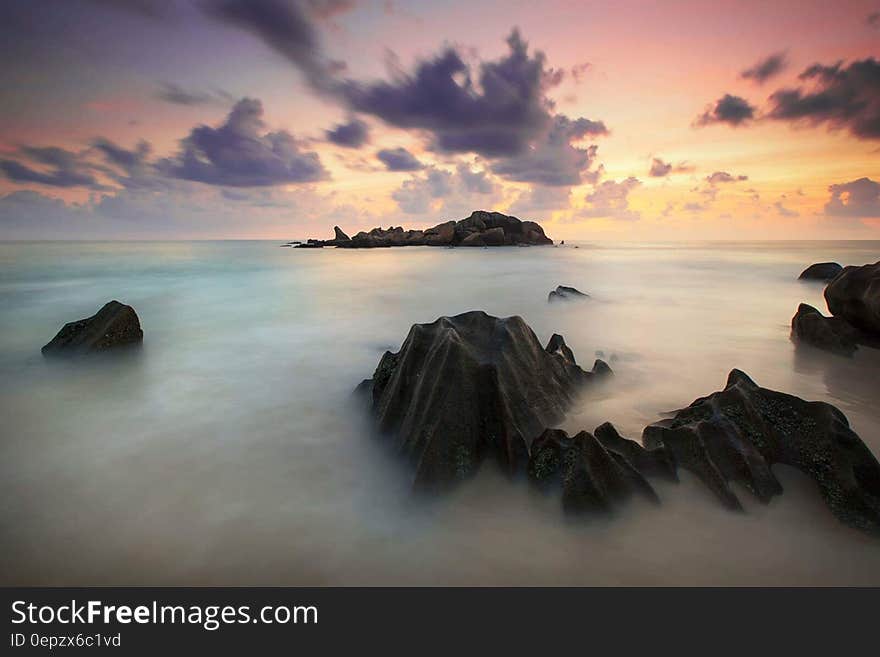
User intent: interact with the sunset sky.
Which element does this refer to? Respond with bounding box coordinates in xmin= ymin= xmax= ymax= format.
xmin=1 ymin=0 xmax=878 ymax=240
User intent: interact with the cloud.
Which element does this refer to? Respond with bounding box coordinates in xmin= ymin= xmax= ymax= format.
xmin=391 ymin=164 xmax=500 ymax=214
xmin=157 ymin=98 xmax=328 ymax=186
xmin=340 ymin=30 xmax=604 ymax=160
xmin=0 ymin=146 xmax=107 ymax=189
xmin=706 ymin=171 xmax=748 ymax=184
xmin=580 ymin=177 xmax=641 ymax=221
xmin=325 ymin=117 xmax=369 ymax=148
xmin=868 ymin=12 xmax=880 ymax=28
xmin=376 ymin=147 xmax=424 ymax=171
xmin=156 ymin=82 xmax=234 ymax=106
xmin=509 ymin=186 xmax=571 ymax=216
xmin=766 ymin=58 xmax=880 ymax=140
xmin=649 ymin=157 xmax=694 ymax=177
xmin=489 ymin=115 xmax=606 ymax=186
xmin=202 ymin=0 xmax=349 ymax=92
xmin=694 ymin=94 xmax=756 ymax=127
xmin=740 ymin=52 xmax=788 ymax=84
xmin=774 ymin=200 xmax=799 ymax=217
xmin=91 ymin=138 xmax=164 ymax=190
xmin=824 ymin=177 xmax=880 ymax=217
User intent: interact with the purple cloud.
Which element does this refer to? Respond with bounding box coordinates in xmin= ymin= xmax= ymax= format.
xmin=376 ymin=147 xmax=423 ymax=171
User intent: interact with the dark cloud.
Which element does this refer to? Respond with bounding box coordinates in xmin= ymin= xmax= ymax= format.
xmin=649 ymin=158 xmax=695 ymax=177
xmin=85 ymin=0 xmax=174 ymax=20
xmin=766 ymin=58 xmax=880 ymax=140
xmin=158 ymin=98 xmax=328 ymax=186
xmin=580 ymin=177 xmax=641 ymax=221
xmin=694 ymin=94 xmax=756 ymax=127
xmin=325 ymin=118 xmax=369 ymax=148
xmin=706 ymin=171 xmax=748 ymax=184
xmin=376 ymin=147 xmax=423 ymax=171
xmin=489 ymin=115 xmax=606 ymax=186
xmin=157 ymin=82 xmax=234 ymax=106
xmin=202 ymin=0 xmax=349 ymax=92
xmin=340 ymin=30 xmax=598 ymax=159
xmin=740 ymin=52 xmax=788 ymax=84
xmin=0 ymin=146 xmax=106 ymax=189
xmin=824 ymin=177 xmax=880 ymax=217
xmin=91 ymin=138 xmax=163 ymax=190
xmin=868 ymin=12 xmax=880 ymax=28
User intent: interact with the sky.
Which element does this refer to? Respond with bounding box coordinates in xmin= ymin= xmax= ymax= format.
xmin=0 ymin=0 xmax=878 ymax=240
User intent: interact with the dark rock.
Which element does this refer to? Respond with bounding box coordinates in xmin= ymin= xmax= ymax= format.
xmin=42 ymin=301 xmax=143 ymax=357
xmin=791 ymin=303 xmax=860 ymax=357
xmin=594 ymin=422 xmax=676 ymax=481
xmin=642 ymin=369 xmax=880 ymax=534
xmin=799 ymin=262 xmax=843 ymax=281
xmin=528 ymin=428 xmax=659 ymax=514
xmin=548 ymin=285 xmax=589 ymax=302
xmin=825 ymin=261 xmax=880 ymax=336
xmin=299 ymin=210 xmax=553 ymax=249
xmin=356 ymin=311 xmax=610 ymax=490
xmin=294 ymin=239 xmax=324 ymax=248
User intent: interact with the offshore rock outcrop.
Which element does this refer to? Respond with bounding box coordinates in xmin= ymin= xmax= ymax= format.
xmin=791 ymin=303 xmax=861 ymax=357
xmin=548 ymin=285 xmax=589 ymax=302
xmin=798 ymin=262 xmax=843 ymax=281
xmin=42 ymin=301 xmax=143 ymax=357
xmin=356 ymin=311 xmax=610 ymax=490
xmin=642 ymin=369 xmax=880 ymax=534
xmin=295 ymin=210 xmax=553 ymax=248
xmin=824 ymin=261 xmax=880 ymax=337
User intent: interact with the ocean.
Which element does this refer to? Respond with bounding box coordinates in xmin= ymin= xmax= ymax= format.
xmin=1 ymin=239 xmax=879 ymax=585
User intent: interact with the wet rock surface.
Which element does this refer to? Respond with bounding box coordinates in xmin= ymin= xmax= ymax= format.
xmin=548 ymin=285 xmax=589 ymax=302
xmin=42 ymin=301 xmax=143 ymax=357
xmin=356 ymin=311 xmax=609 ymax=490
xmin=642 ymin=369 xmax=880 ymax=534
xmin=825 ymin=261 xmax=880 ymax=336
xmin=798 ymin=262 xmax=843 ymax=281
xmin=296 ymin=210 xmax=553 ymax=248
xmin=791 ymin=303 xmax=861 ymax=357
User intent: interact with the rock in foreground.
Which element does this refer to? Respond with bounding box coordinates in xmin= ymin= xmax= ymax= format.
xmin=42 ymin=301 xmax=143 ymax=357
xmin=791 ymin=303 xmax=860 ymax=357
xmin=356 ymin=311 xmax=610 ymax=490
xmin=825 ymin=261 xmax=880 ymax=336
xmin=643 ymin=369 xmax=880 ymax=534
xmin=798 ymin=262 xmax=843 ymax=281
xmin=548 ymin=285 xmax=589 ymax=302
xmin=528 ymin=428 xmax=659 ymax=514
xmin=297 ymin=210 xmax=553 ymax=248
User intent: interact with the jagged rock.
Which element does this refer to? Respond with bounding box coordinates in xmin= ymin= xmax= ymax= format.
xmin=642 ymin=369 xmax=880 ymax=535
xmin=594 ymin=422 xmax=676 ymax=481
xmin=42 ymin=301 xmax=143 ymax=357
xmin=799 ymin=262 xmax=843 ymax=281
xmin=825 ymin=261 xmax=880 ymax=336
xmin=548 ymin=285 xmax=589 ymax=302
xmin=299 ymin=210 xmax=553 ymax=249
xmin=791 ymin=303 xmax=860 ymax=356
xmin=356 ymin=311 xmax=610 ymax=490
xmin=528 ymin=428 xmax=659 ymax=513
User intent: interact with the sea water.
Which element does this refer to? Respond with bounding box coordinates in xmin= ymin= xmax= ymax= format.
xmin=1 ymin=240 xmax=878 ymax=585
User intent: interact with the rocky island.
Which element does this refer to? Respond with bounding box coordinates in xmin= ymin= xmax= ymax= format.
xmin=294 ymin=210 xmax=553 ymax=248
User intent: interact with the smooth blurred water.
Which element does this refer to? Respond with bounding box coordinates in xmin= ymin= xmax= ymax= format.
xmin=1 ymin=240 xmax=879 ymax=585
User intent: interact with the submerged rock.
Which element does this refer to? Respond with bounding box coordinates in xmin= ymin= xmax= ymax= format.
xmin=791 ymin=303 xmax=860 ymax=357
xmin=825 ymin=261 xmax=880 ymax=336
xmin=299 ymin=210 xmax=553 ymax=249
xmin=42 ymin=301 xmax=143 ymax=357
xmin=548 ymin=285 xmax=589 ymax=302
xmin=356 ymin=310 xmax=609 ymax=490
xmin=642 ymin=369 xmax=880 ymax=534
xmin=798 ymin=262 xmax=843 ymax=281
xmin=528 ymin=428 xmax=659 ymax=514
